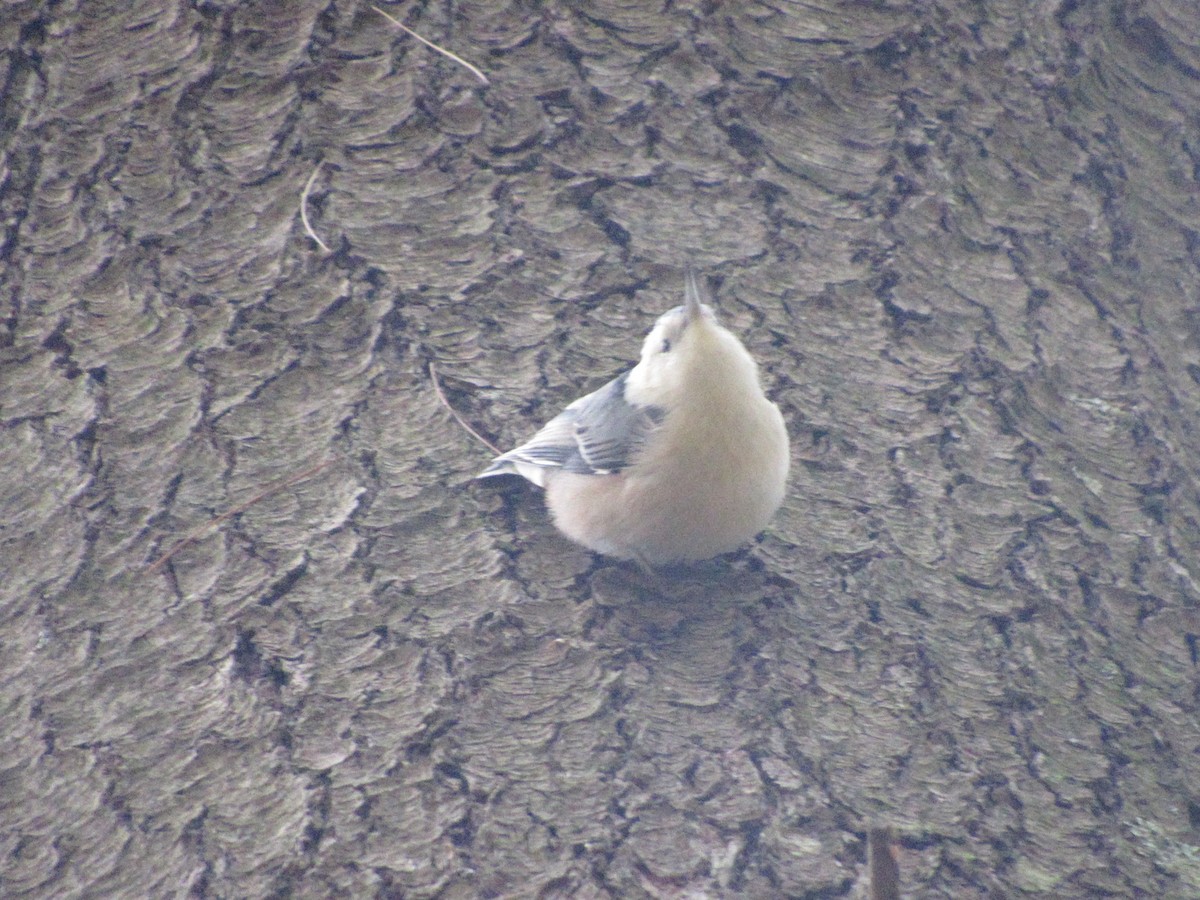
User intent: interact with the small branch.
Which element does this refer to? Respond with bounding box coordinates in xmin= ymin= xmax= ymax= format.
xmin=371 ymin=5 xmax=490 ymax=86
xmin=429 ymin=360 xmax=502 ymax=455
xmin=147 ymin=459 xmax=334 ymax=574
xmin=300 ymin=161 xmax=331 ymax=253
xmin=868 ymin=826 xmax=901 ymax=900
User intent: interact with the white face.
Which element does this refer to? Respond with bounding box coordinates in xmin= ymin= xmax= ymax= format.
xmin=626 ymin=302 xmax=719 ymax=407
xmin=638 ymin=302 xmax=716 ymax=364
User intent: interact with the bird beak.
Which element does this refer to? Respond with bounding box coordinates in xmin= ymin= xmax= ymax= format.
xmin=684 ymin=268 xmax=703 ymax=324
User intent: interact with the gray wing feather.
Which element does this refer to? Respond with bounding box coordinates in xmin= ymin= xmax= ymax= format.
xmin=478 ymin=372 xmax=663 ymax=481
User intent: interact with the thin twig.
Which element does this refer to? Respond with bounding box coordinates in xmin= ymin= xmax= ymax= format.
xmin=147 ymin=459 xmax=334 ymax=574
xmin=429 ymin=360 xmax=502 ymax=455
xmin=868 ymin=826 xmax=901 ymax=900
xmin=300 ymin=161 xmax=331 ymax=253
xmin=371 ymin=4 xmax=490 ymax=86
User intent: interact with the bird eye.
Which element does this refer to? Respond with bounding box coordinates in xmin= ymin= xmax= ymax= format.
xmin=660 ymin=338 xmax=671 ymax=353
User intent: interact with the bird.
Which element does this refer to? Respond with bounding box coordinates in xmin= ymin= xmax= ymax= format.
xmin=477 ymin=270 xmax=789 ymax=566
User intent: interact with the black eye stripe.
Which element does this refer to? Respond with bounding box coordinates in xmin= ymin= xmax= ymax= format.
xmin=661 ymin=338 xmax=671 ymax=352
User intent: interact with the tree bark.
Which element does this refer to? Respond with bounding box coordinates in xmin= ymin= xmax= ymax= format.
xmin=2 ymin=1 xmax=1199 ymax=896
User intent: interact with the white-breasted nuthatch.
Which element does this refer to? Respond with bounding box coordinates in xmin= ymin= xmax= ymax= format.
xmin=478 ymin=270 xmax=789 ymax=566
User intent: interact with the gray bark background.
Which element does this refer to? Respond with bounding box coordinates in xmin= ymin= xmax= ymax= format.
xmin=2 ymin=0 xmax=1199 ymax=897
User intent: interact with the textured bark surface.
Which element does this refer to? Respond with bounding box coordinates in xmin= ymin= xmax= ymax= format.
xmin=3 ymin=1 xmax=1200 ymax=897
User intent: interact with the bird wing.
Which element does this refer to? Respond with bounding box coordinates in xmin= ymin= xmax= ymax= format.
xmin=477 ymin=372 xmax=664 ymax=484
